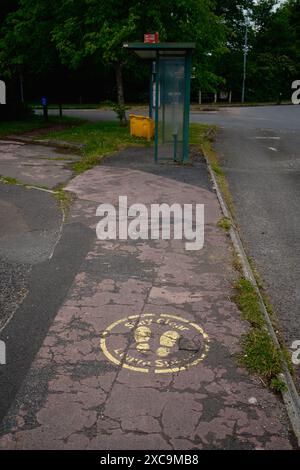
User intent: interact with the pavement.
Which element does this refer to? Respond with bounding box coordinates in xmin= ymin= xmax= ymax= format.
xmin=0 ymin=139 xmax=80 ymax=188
xmin=43 ymin=106 xmax=300 ymax=384
xmin=0 ymin=143 xmax=296 ymax=450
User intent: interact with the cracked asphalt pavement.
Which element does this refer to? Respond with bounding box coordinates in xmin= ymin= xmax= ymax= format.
xmin=0 ymin=144 xmax=296 ymax=450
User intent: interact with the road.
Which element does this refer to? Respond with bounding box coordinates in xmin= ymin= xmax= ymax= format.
xmin=44 ymin=103 xmax=300 ymax=131
xmin=44 ymin=104 xmax=300 ymax=373
xmin=192 ymin=105 xmax=300 ymax=384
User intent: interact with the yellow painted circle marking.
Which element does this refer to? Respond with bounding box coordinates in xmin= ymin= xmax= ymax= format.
xmin=100 ymin=313 xmax=209 ymax=373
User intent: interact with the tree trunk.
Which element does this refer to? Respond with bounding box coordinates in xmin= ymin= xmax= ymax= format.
xmin=115 ymin=62 xmax=124 ymax=106
xmin=115 ymin=62 xmax=126 ymax=125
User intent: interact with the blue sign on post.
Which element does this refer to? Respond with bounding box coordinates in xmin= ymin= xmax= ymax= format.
xmin=41 ymin=97 xmax=48 ymax=121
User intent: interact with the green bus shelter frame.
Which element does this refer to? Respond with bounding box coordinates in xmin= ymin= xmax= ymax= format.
xmin=124 ymin=42 xmax=195 ymax=163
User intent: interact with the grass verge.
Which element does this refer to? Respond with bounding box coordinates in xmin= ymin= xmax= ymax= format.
xmin=0 ymin=116 xmax=80 ymax=138
xmin=233 ymin=278 xmax=286 ymax=392
xmin=190 ymin=123 xmax=235 ymax=216
xmin=217 ymin=217 xmax=231 ymax=230
xmin=30 ymin=102 xmax=148 ymax=110
xmin=39 ymin=120 xmax=151 ymax=174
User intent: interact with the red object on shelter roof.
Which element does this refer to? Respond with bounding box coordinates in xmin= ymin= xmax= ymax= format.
xmin=144 ymin=32 xmax=159 ymax=44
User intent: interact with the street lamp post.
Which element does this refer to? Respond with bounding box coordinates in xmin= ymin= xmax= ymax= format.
xmin=241 ymin=21 xmax=248 ymax=104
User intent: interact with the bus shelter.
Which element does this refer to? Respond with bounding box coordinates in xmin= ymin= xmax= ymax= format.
xmin=124 ymin=42 xmax=195 ymax=163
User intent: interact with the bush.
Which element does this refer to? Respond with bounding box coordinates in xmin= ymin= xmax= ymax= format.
xmin=105 ymin=100 xmax=129 ymax=126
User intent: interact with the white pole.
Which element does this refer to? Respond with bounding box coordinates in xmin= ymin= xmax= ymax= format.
xmin=242 ymin=23 xmax=248 ymax=103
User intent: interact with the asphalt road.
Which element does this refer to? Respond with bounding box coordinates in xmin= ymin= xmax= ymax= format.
xmin=191 ymin=104 xmax=300 ymax=131
xmin=191 ymin=105 xmax=300 ymax=381
xmin=43 ymin=103 xmax=300 ymax=131
xmin=36 ymin=107 xmax=147 ymax=122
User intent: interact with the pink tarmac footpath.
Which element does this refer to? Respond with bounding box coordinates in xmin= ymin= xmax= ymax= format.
xmin=0 ymin=149 xmax=294 ymax=449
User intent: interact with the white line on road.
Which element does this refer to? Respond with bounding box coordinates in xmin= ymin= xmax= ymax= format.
xmin=268 ymin=147 xmax=278 ymax=152
xmin=253 ymin=136 xmax=280 ymax=140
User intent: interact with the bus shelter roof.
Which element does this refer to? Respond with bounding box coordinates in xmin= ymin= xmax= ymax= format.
xmin=123 ymin=42 xmax=195 ymax=60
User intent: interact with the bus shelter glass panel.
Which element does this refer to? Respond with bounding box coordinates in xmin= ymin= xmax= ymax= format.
xmin=157 ymin=57 xmax=185 ymax=161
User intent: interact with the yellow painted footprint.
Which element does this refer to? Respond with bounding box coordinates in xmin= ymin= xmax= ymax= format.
xmin=134 ymin=326 xmax=151 ymax=352
xmin=156 ymin=330 xmax=180 ymax=358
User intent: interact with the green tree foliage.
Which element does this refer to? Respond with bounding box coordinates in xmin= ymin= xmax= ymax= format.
xmin=134 ymin=0 xmax=227 ymax=92
xmin=0 ymin=0 xmax=299 ymax=105
xmin=213 ymin=0 xmax=300 ymax=102
xmin=0 ymin=0 xmax=60 ymax=79
xmin=247 ymin=0 xmax=299 ymax=102
xmin=212 ymin=1 xmax=255 ymax=97
xmin=0 ymin=0 xmax=227 ymax=104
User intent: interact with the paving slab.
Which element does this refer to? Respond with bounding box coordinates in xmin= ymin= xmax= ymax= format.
xmin=0 ymin=139 xmax=80 ymax=188
xmin=0 ymin=147 xmax=295 ymax=449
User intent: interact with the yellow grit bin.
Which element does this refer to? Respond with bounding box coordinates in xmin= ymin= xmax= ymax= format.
xmin=129 ymin=114 xmax=154 ymax=141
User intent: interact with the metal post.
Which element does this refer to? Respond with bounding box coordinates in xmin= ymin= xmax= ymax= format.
xmin=43 ymin=105 xmax=48 ymax=122
xmin=242 ymin=23 xmax=248 ymax=104
xmin=154 ymin=52 xmax=160 ymax=163
xmin=182 ymin=52 xmax=192 ymax=163
xmin=162 ymin=61 xmax=165 ymax=144
xmin=149 ymin=63 xmax=153 ymax=118
xmin=20 ymin=75 xmax=24 ymax=103
xmin=173 ymin=134 xmax=178 ymax=162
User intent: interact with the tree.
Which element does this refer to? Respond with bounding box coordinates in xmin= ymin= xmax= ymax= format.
xmin=212 ymin=1 xmax=256 ymax=100
xmin=0 ymin=0 xmax=60 ymax=79
xmin=5 ymin=0 xmax=298 ymax=106
xmin=0 ymin=0 xmax=19 ymax=25
xmin=51 ymin=0 xmax=227 ymax=106
xmin=0 ymin=0 xmax=38 ymax=118
xmin=247 ymin=0 xmax=298 ymax=101
xmin=212 ymin=0 xmax=300 ymax=102
xmin=0 ymin=0 xmax=227 ymax=111
xmin=285 ymin=0 xmax=300 ymax=69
